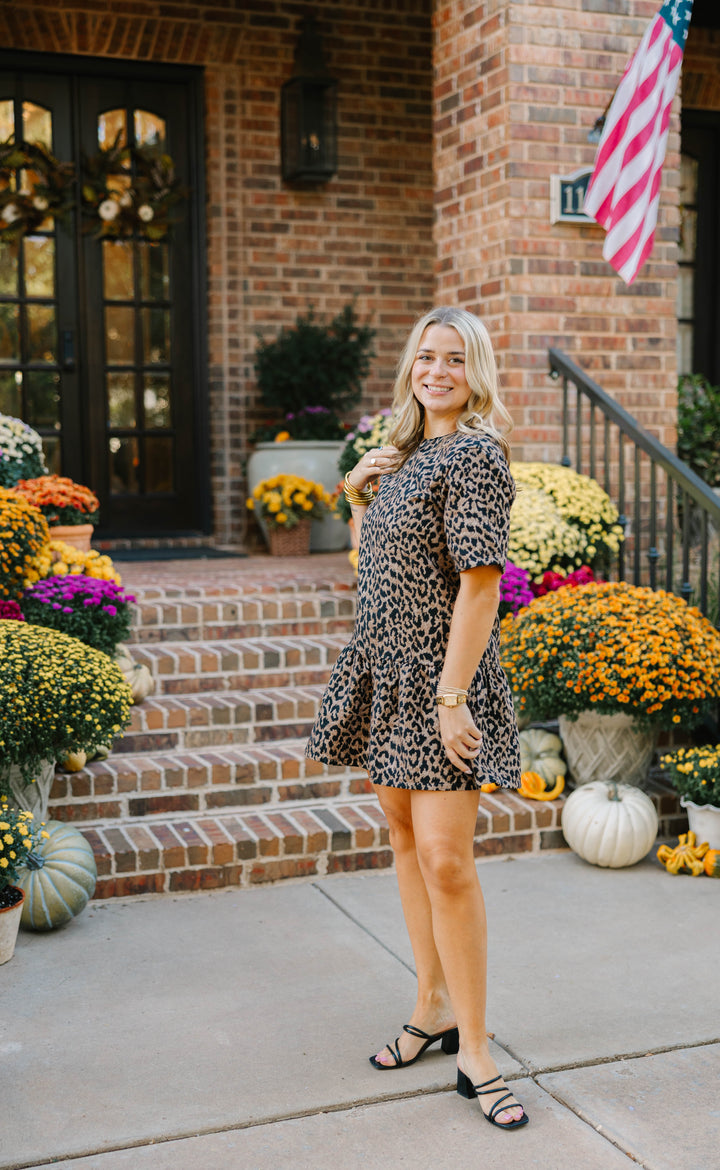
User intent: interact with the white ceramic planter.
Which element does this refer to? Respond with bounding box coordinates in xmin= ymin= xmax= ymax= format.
xmin=0 ymin=887 xmax=24 ymax=965
xmin=558 ymin=711 xmax=656 ymax=788
xmin=680 ymin=797 xmax=720 ymax=849
xmin=247 ymin=441 xmax=348 ymax=552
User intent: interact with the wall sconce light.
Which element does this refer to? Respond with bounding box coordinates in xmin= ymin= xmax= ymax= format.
xmin=281 ymin=15 xmax=338 ymax=183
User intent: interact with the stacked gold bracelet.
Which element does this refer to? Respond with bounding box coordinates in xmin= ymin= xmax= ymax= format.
xmin=436 ymin=685 xmax=469 ymax=708
xmin=344 ymin=472 xmax=374 ymax=507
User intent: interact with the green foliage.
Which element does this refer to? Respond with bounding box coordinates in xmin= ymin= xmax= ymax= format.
xmin=253 ymin=304 xmax=375 ymax=436
xmin=677 ymin=373 xmax=720 ymax=488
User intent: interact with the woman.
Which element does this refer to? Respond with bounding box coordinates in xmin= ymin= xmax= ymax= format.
xmin=306 ymin=306 xmax=527 ymax=1130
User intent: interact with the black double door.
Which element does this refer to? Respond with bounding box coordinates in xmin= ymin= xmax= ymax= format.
xmin=0 ymin=55 xmax=207 ymax=536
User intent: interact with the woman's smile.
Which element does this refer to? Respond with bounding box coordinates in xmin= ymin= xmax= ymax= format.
xmin=411 ymin=323 xmax=473 ymax=436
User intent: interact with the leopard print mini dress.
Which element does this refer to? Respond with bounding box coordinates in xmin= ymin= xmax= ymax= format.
xmin=305 ymin=429 xmax=521 ymax=791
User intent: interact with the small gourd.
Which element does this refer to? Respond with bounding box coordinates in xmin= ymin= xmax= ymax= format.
xmin=518 ymin=770 xmax=565 ymax=801
xmin=17 ymin=820 xmax=97 ymax=931
xmin=657 ymin=831 xmax=708 ymax=876
xmin=125 ymin=662 xmax=154 ymax=704
xmin=704 ymin=849 xmax=720 ymax=878
xmin=561 ymin=780 xmax=658 ymax=868
xmin=519 ymin=729 xmax=567 ymax=787
xmin=58 ymin=749 xmax=87 ymax=773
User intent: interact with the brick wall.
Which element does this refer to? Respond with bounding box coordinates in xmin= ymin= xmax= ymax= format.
xmin=433 ymin=0 xmax=684 ymax=460
xmin=0 ymin=0 xmax=434 ymax=545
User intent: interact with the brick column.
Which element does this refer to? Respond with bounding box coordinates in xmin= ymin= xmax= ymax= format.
xmin=433 ymin=0 xmax=680 ymax=458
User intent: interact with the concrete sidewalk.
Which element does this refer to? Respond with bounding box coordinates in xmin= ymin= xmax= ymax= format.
xmin=1 ymin=852 xmax=718 ymax=1170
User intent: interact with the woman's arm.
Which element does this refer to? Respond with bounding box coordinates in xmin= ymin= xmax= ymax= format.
xmin=346 ymin=444 xmax=401 ymax=530
xmin=438 ymin=564 xmax=502 ymax=774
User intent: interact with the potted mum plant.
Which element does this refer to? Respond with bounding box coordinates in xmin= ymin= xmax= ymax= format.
xmin=12 ymin=474 xmax=100 ymax=552
xmin=0 ymin=800 xmax=48 ymax=965
xmin=659 ymin=745 xmax=720 ymax=849
xmin=246 ymin=474 xmax=334 ymax=557
xmin=0 ymin=413 xmax=47 ymax=487
xmin=21 ymin=574 xmax=136 ymax=656
xmin=0 ymin=621 xmax=132 ymax=818
xmin=0 ymin=487 xmax=50 ymax=600
xmin=247 ymin=304 xmax=375 ymax=551
xmin=500 ymin=582 xmax=720 ymax=788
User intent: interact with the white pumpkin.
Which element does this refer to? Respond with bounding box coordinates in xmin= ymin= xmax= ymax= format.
xmin=561 ymin=781 xmax=658 ymax=868
xmin=519 ymin=729 xmax=567 ymax=786
xmin=125 ymin=662 xmax=155 ymax=704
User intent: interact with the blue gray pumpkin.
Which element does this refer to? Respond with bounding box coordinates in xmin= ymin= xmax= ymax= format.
xmin=18 ymin=821 xmax=97 ymax=931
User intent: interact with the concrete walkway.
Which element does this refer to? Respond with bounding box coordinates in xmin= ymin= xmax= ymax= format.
xmin=2 ymin=851 xmax=718 ymax=1170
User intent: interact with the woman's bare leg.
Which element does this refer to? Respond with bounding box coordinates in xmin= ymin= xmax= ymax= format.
xmin=371 ymin=783 xmax=456 ymax=1066
xmin=410 ymin=788 xmax=524 ymax=1123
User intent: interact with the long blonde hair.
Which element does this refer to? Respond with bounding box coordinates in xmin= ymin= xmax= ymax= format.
xmin=387 ymin=306 xmax=512 ymax=463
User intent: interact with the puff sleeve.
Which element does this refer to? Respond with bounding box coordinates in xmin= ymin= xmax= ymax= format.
xmin=443 ymin=436 xmax=515 ymax=573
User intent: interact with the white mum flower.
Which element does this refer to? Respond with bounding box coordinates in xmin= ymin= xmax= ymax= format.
xmin=32 ymin=196 xmax=49 ymax=211
xmin=137 ymin=204 xmax=154 ymax=222
xmin=99 ymin=199 xmax=120 ymax=221
xmin=1 ymin=203 xmax=20 ymax=223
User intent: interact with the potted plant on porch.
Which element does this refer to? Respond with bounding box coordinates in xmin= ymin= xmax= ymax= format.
xmin=500 ymin=581 xmax=720 ymax=788
xmin=0 ymin=800 xmax=48 ymax=964
xmin=247 ymin=303 xmax=375 ymax=551
xmin=659 ymin=745 xmax=720 ymax=849
xmin=12 ymin=474 xmax=101 ymax=552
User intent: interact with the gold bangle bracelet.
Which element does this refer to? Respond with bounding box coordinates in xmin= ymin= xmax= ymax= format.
xmin=344 ymin=472 xmax=373 ymax=506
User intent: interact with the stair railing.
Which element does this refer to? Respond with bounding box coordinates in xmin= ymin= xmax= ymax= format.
xmin=548 ymin=348 xmax=720 ymax=625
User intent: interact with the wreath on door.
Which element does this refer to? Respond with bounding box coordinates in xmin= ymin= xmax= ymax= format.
xmin=81 ymin=136 xmax=188 ymax=240
xmin=0 ymin=139 xmax=76 ymax=241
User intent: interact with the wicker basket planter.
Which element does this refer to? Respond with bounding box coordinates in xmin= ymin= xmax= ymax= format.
xmin=558 ymin=710 xmax=657 ymax=788
xmin=267 ymin=519 xmax=312 ymax=557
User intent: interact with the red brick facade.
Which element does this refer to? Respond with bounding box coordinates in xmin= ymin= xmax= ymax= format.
xmin=1 ymin=0 xmax=717 ymax=545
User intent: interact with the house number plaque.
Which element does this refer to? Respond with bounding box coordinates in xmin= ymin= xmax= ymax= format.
xmin=550 ymin=169 xmax=594 ymax=223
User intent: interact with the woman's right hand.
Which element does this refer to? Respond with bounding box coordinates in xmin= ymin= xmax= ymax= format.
xmin=347 ymin=445 xmax=402 ymax=491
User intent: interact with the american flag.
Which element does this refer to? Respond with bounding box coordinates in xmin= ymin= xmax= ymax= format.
xmin=583 ymin=0 xmax=693 ymax=285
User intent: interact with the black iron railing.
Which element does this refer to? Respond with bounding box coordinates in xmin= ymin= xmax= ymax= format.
xmin=548 ymin=348 xmax=720 ymax=625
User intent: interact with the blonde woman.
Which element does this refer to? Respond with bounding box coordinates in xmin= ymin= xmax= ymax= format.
xmin=306 ymin=306 xmax=527 ymax=1130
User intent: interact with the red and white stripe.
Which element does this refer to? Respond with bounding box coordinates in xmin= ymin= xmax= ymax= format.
xmin=584 ymin=9 xmax=685 ymax=285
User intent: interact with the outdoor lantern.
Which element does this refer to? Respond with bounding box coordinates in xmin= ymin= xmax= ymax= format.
xmin=281 ymin=16 xmax=338 ymax=183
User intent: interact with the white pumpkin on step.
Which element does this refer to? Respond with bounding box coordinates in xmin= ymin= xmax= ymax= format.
xmin=561 ymin=780 xmax=658 ymax=868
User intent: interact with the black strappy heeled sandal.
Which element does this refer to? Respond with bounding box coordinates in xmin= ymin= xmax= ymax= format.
xmin=369 ymin=1023 xmax=460 ymax=1070
xmin=457 ymin=1069 xmax=529 ymax=1129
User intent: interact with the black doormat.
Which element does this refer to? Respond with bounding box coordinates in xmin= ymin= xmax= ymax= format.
xmin=106 ymin=546 xmax=246 ymax=562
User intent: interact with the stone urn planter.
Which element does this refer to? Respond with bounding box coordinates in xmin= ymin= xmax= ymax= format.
xmin=0 ymin=887 xmax=25 ymax=965
xmin=1 ymin=759 xmax=56 ymax=820
xmin=247 ymin=441 xmax=347 ymax=552
xmin=680 ymin=798 xmax=720 ymax=849
xmin=558 ymin=711 xmax=657 ymax=788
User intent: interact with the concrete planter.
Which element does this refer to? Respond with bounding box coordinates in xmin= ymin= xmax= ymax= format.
xmin=247 ymin=441 xmax=348 ymax=552
xmin=558 ymin=710 xmax=656 ymax=788
xmin=1 ymin=759 xmax=56 ymax=821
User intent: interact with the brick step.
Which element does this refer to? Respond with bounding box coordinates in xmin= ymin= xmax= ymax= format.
xmin=65 ymin=777 xmax=685 ymax=900
xmin=131 ymin=633 xmax=349 ymax=694
xmin=76 ymin=788 xmax=570 ymax=898
xmin=127 ymin=588 xmax=357 ymax=645
xmin=119 ymin=683 xmax=326 ymax=753
xmin=48 ymin=740 xmax=371 ymax=822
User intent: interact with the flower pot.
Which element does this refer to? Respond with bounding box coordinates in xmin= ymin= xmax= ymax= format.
xmin=558 ymin=711 xmax=657 ymax=788
xmin=48 ymin=523 xmax=94 ymax=552
xmin=0 ymin=887 xmax=25 ymax=965
xmin=247 ymin=441 xmax=347 ymax=552
xmin=680 ymin=798 xmax=720 ymax=849
xmin=1 ymin=759 xmax=57 ymax=820
xmin=267 ymin=519 xmax=312 ymax=557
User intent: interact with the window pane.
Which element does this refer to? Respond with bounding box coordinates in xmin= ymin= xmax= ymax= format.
xmin=677 ymin=323 xmax=693 ymax=378
xmin=24 ymin=236 xmax=55 ymax=297
xmin=142 ymin=308 xmax=170 ymax=364
xmin=105 ymin=305 xmax=135 ymax=364
xmin=677 ymin=268 xmax=694 ymax=320
xmin=678 ymin=209 xmax=696 ymax=264
xmin=0 ymin=370 xmax=21 ymax=416
xmin=134 ymin=110 xmax=166 ymax=149
xmin=42 ymin=434 xmax=61 ymax=475
xmin=0 ymin=99 xmax=14 ymax=142
xmin=146 ymin=436 xmax=174 ymax=492
xmin=143 ymin=373 xmax=171 ymax=428
xmin=26 ymin=303 xmax=56 ymax=362
xmin=107 ymin=372 xmax=136 ymax=427
xmin=26 ymin=370 xmax=61 ymax=428
xmin=0 ymin=303 xmax=20 ymax=360
xmin=139 ymin=243 xmax=169 ymax=301
xmin=98 ymin=108 xmax=127 ymax=150
xmin=0 ymin=238 xmax=18 ymax=295
xmin=22 ymin=102 xmax=52 ymax=150
xmin=103 ymin=240 xmax=134 ymax=300
xmin=109 ymin=435 xmax=139 ymax=493
xmin=679 ymin=154 xmax=698 ymax=206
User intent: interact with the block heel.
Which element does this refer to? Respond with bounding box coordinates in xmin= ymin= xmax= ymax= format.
xmin=456 ymin=1068 xmax=529 ymax=1129
xmin=456 ymin=1068 xmax=477 ymax=1098
xmin=441 ymin=1027 xmax=460 ymax=1055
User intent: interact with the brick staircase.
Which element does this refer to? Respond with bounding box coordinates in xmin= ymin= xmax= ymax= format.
xmin=47 ymin=553 xmax=686 ymax=898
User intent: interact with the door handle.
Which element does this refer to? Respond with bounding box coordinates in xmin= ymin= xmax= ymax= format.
xmin=61 ymin=329 xmax=75 ymax=371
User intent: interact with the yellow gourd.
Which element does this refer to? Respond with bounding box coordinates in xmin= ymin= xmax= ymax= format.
xmin=657 ymin=831 xmax=709 ymax=876
xmin=518 ymin=771 xmax=565 ymax=801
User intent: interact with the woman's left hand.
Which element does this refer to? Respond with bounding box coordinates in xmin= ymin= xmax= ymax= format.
xmin=438 ymin=704 xmax=482 ymax=774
